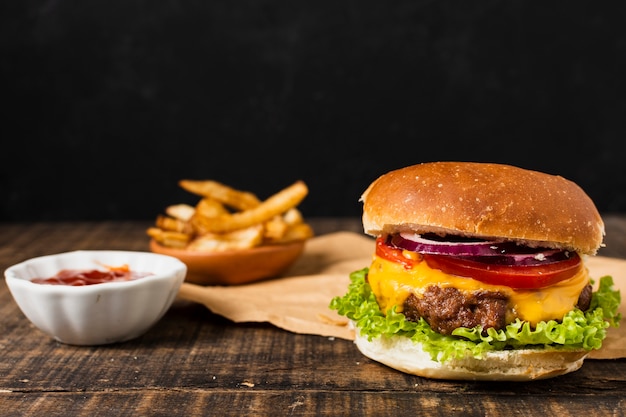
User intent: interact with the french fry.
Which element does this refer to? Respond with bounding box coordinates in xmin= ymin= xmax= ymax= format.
xmin=276 ymin=222 xmax=314 ymax=243
xmin=147 ymin=179 xmax=313 ymax=251
xmin=283 ymin=208 xmax=304 ymax=226
xmin=263 ymin=209 xmax=309 ymax=242
xmin=147 ymin=227 xmax=191 ymax=248
xmin=193 ymin=181 xmax=309 ymax=233
xmin=186 ymin=224 xmax=264 ymax=252
xmin=179 ymin=179 xmax=261 ymax=210
xmin=165 ymin=204 xmax=196 ymax=222
xmin=263 ymin=215 xmax=289 ymax=241
xmin=155 ymin=215 xmax=193 ymax=234
xmin=195 ymin=198 xmax=229 ymax=218
xmin=188 ymin=198 xmax=230 ymax=235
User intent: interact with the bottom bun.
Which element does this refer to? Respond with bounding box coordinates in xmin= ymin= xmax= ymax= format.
xmin=354 ymin=330 xmax=589 ymax=381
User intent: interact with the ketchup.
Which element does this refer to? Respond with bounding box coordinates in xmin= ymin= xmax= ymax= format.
xmin=32 ymin=265 xmax=152 ymax=286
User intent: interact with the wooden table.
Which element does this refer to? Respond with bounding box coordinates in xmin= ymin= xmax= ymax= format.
xmin=1 ymin=217 xmax=626 ymax=416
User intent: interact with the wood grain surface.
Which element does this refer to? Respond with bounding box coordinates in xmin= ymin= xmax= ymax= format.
xmin=1 ymin=218 xmax=625 ymax=416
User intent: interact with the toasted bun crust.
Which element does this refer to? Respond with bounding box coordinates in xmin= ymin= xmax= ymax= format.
xmin=354 ymin=331 xmax=588 ymax=381
xmin=361 ymin=162 xmax=604 ymax=255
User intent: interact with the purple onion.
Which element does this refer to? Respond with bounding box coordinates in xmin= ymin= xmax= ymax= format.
xmin=389 ymin=233 xmax=572 ymax=266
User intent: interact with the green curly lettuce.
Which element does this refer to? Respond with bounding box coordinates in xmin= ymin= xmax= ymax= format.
xmin=329 ymin=268 xmax=621 ymax=363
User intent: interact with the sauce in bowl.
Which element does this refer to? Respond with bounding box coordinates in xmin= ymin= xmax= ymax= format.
xmin=32 ymin=265 xmax=152 ymax=286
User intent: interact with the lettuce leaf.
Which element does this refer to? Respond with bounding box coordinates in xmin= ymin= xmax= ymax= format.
xmin=329 ymin=268 xmax=621 ymax=363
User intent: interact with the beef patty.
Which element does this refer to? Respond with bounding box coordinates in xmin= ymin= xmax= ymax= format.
xmin=402 ymin=284 xmax=593 ymax=335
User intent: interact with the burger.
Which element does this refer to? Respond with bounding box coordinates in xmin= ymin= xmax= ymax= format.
xmin=330 ymin=161 xmax=620 ymax=381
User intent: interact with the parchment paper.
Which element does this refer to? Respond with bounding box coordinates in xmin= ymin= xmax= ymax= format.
xmin=176 ymin=232 xmax=626 ymax=360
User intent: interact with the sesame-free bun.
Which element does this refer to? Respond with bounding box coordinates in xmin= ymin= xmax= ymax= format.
xmin=354 ymin=330 xmax=588 ymax=381
xmin=361 ymin=162 xmax=604 ymax=255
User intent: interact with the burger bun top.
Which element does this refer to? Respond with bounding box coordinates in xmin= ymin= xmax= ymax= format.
xmin=361 ymin=162 xmax=604 ymax=255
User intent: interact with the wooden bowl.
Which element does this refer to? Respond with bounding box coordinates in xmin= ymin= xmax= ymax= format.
xmin=149 ymin=240 xmax=307 ymax=285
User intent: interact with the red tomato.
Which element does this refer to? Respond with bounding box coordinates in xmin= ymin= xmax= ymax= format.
xmin=422 ymin=253 xmax=582 ymax=290
xmin=375 ymin=236 xmax=420 ymax=269
xmin=375 ymin=236 xmax=583 ymax=289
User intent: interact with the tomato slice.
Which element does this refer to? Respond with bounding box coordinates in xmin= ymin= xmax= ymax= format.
xmin=423 ymin=253 xmax=582 ymax=290
xmin=375 ymin=236 xmax=583 ymax=289
xmin=375 ymin=236 xmax=420 ymax=269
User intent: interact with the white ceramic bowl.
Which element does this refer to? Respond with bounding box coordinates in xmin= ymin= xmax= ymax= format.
xmin=4 ymin=250 xmax=187 ymax=346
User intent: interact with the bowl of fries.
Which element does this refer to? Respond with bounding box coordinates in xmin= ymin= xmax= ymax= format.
xmin=148 ymin=179 xmax=314 ymax=285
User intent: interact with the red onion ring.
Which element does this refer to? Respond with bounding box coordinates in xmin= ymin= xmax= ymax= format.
xmin=388 ymin=233 xmax=572 ymax=266
xmin=390 ymin=233 xmax=516 ymax=256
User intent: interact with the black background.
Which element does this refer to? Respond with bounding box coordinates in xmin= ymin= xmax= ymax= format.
xmin=3 ymin=1 xmax=626 ymax=221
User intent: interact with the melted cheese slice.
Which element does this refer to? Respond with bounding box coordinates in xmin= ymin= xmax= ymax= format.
xmin=368 ymin=253 xmax=590 ymax=326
